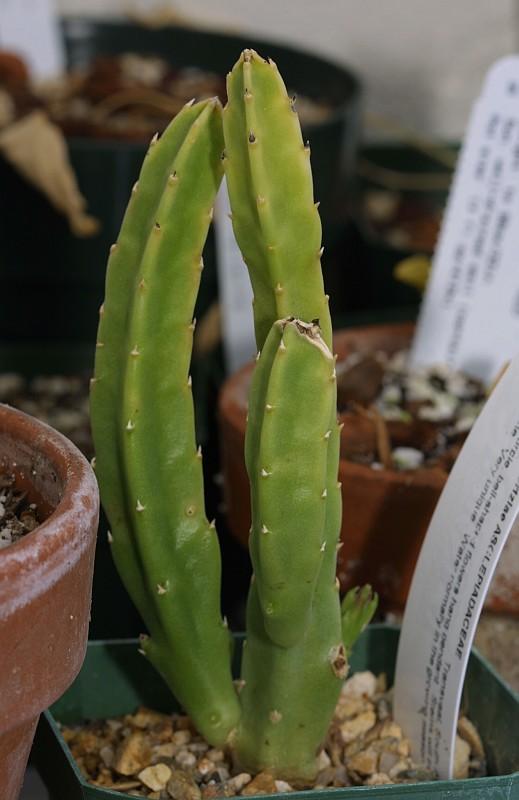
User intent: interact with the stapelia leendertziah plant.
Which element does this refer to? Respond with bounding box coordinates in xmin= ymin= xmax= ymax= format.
xmin=90 ymin=49 xmax=377 ymax=782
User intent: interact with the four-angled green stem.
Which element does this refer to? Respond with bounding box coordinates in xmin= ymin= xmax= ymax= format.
xmin=91 ymin=49 xmax=377 ymax=781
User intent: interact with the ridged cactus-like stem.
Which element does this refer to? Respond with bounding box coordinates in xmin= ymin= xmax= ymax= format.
xmin=90 ymin=99 xmax=240 ymax=746
xmin=245 ymin=319 xmax=335 ymax=647
xmin=90 ymin=48 xmax=377 ymax=782
xmin=223 ymin=49 xmax=332 ymax=351
xmin=233 ymin=318 xmax=346 ymax=778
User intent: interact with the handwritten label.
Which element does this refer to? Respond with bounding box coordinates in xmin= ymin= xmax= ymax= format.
xmin=213 ymin=180 xmax=255 ymax=373
xmin=394 ymin=355 xmax=519 ymax=778
xmin=0 ymin=0 xmax=64 ymax=80
xmin=411 ymin=57 xmax=519 ymax=384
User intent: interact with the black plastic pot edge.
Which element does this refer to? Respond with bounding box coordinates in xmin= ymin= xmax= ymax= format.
xmin=31 ymin=624 xmax=519 ymax=799
xmin=61 ymin=16 xmax=361 ymax=132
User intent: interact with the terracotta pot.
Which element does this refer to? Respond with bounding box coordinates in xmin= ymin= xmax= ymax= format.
xmin=218 ymin=321 xmax=519 ymax=615
xmin=0 ymin=403 xmax=99 ymax=799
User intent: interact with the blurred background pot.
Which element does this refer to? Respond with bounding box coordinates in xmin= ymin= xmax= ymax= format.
xmin=350 ymin=142 xmax=458 ymax=313
xmin=219 ymin=321 xmax=519 ymax=615
xmin=0 ymin=404 xmax=98 ymax=800
xmin=0 ymin=17 xmax=361 ymax=372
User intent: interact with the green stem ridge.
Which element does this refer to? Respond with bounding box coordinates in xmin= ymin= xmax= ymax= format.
xmin=245 ymin=319 xmax=335 ymax=648
xmin=234 ymin=319 xmax=345 ymax=778
xmin=90 ymin=99 xmax=240 ymax=746
xmin=223 ymin=49 xmax=332 ymax=351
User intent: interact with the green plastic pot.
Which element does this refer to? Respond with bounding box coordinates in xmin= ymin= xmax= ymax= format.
xmin=32 ymin=625 xmax=519 ymax=799
xmin=0 ymin=17 xmax=360 ymax=363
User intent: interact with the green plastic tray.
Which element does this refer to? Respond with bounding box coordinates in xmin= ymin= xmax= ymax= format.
xmin=32 ymin=625 xmax=519 ymax=799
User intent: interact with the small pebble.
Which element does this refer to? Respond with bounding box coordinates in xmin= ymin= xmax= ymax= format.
xmin=173 ymin=730 xmax=191 ymax=746
xmin=340 ymin=709 xmax=377 ymax=743
xmin=274 ymin=780 xmax=292 ymax=792
xmin=227 ymin=773 xmax=252 ymax=792
xmin=139 ymin=763 xmax=172 ymax=791
xmin=391 ymin=447 xmax=424 ymax=470
xmin=366 ymin=772 xmax=392 ymax=785
xmin=176 ymin=750 xmax=197 ymax=770
xmin=342 ymin=671 xmax=377 ymax=699
xmin=316 ymin=750 xmax=331 ymax=770
xmin=241 ymin=772 xmax=277 ymax=796
xmin=348 ymin=748 xmax=379 ymax=776
xmin=113 ymin=732 xmax=152 ymax=776
xmin=167 ymin=770 xmax=202 ymax=800
xmin=379 ymin=750 xmax=400 ymax=774
xmin=457 ymin=716 xmax=485 ymax=759
xmin=196 ymin=758 xmax=215 ymax=777
xmin=206 ymin=749 xmax=224 ymax=763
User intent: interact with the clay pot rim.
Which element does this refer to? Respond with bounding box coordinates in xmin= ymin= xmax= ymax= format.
xmin=218 ymin=322 xmax=448 ymax=492
xmin=0 ymin=403 xmax=99 ymax=607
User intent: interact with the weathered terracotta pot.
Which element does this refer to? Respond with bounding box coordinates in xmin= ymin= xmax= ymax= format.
xmin=0 ymin=403 xmax=99 ymax=800
xmin=218 ymin=322 xmax=519 ymax=614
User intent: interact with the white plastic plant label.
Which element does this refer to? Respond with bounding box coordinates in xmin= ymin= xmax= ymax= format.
xmin=213 ymin=179 xmax=256 ymax=374
xmin=0 ymin=0 xmax=64 ymax=80
xmin=394 ymin=353 xmax=519 ymax=779
xmin=410 ymin=56 xmax=519 ymax=384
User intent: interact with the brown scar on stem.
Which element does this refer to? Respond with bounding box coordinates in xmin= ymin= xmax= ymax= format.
xmin=329 ymin=643 xmax=348 ymax=680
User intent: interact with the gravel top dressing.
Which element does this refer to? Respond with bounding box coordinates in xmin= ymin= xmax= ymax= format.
xmin=337 ymin=350 xmax=487 ymax=472
xmin=0 ymin=473 xmax=39 ymax=550
xmin=62 ymin=670 xmax=485 ymax=797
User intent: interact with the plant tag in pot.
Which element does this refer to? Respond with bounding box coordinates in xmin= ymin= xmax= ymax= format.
xmin=411 ymin=56 xmax=519 ymax=384
xmin=214 ymin=178 xmax=255 ymax=373
xmin=394 ymin=353 xmax=519 ymax=779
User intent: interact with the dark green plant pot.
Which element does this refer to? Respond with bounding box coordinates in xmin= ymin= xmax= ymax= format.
xmin=0 ymin=17 xmax=361 ymax=363
xmin=32 ymin=625 xmax=519 ymax=799
xmin=353 ymin=143 xmax=460 ymax=314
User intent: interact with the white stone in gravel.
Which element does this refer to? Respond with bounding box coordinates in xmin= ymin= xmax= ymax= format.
xmin=228 ymin=773 xmax=252 ymax=792
xmin=380 ymin=384 xmax=402 ymax=404
xmin=342 ymin=671 xmax=377 ymax=698
xmin=392 ymin=447 xmax=424 ymax=470
xmin=406 ymin=374 xmax=435 ymax=402
xmin=176 ymin=750 xmax=196 ymax=769
xmin=418 ymin=394 xmax=457 ymax=421
xmin=316 ymin=750 xmax=331 ymax=770
xmin=274 ymin=780 xmax=293 ymax=792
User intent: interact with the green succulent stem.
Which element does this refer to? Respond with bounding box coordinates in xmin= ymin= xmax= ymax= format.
xmin=90 ymin=99 xmax=240 ymax=746
xmin=233 ymin=319 xmax=345 ymax=779
xmin=91 ymin=49 xmax=377 ymax=783
xmin=223 ymin=49 xmax=332 ymax=351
